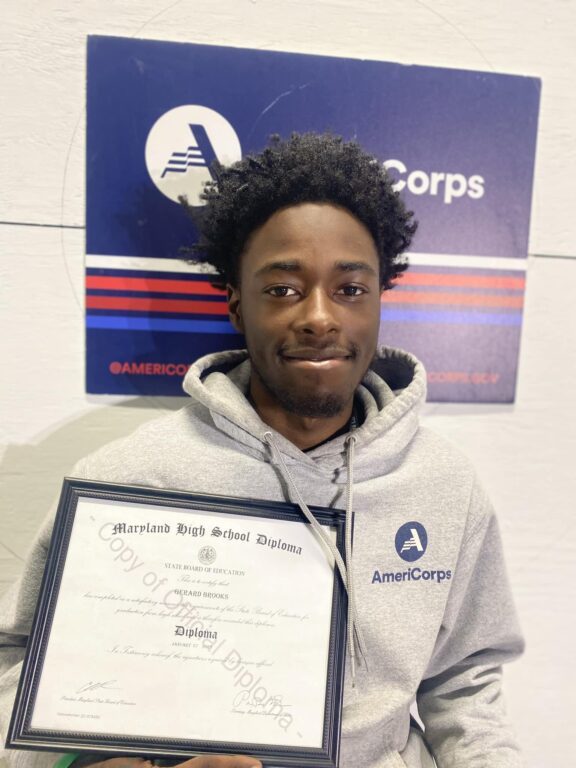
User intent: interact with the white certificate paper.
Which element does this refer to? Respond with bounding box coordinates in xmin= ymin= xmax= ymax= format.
xmin=10 ymin=481 xmax=346 ymax=766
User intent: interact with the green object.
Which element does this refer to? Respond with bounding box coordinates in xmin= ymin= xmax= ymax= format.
xmin=52 ymin=754 xmax=81 ymax=768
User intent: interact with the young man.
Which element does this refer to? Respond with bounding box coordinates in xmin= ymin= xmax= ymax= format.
xmin=0 ymin=134 xmax=524 ymax=768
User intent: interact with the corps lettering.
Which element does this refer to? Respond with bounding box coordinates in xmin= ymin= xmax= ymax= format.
xmin=384 ymin=158 xmax=485 ymax=204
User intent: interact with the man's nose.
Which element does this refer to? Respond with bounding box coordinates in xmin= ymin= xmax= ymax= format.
xmin=293 ymin=289 xmax=340 ymax=335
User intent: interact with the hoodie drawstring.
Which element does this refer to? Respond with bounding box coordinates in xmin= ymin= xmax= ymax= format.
xmin=343 ymin=433 xmax=367 ymax=681
xmin=263 ymin=431 xmax=366 ymax=683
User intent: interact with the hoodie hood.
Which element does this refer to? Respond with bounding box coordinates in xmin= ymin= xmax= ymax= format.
xmin=182 ymin=346 xmax=427 ymax=475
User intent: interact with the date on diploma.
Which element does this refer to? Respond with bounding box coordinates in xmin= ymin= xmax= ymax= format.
xmin=7 ymin=479 xmax=347 ymax=768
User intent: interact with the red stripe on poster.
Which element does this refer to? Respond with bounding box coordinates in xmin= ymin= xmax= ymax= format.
xmin=86 ymin=274 xmax=525 ymax=296
xmin=86 ymin=296 xmax=228 ymax=314
xmin=86 ymin=276 xmax=225 ymax=296
xmin=87 ymin=292 xmax=523 ymax=313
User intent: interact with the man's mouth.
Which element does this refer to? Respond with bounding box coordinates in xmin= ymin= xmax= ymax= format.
xmin=280 ymin=347 xmax=354 ymax=367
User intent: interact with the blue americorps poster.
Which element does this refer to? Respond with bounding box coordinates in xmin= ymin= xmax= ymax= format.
xmin=86 ymin=35 xmax=540 ymax=401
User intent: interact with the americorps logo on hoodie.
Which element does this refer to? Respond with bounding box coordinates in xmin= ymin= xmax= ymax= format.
xmin=371 ymin=521 xmax=452 ymax=585
xmin=395 ymin=521 xmax=427 ymax=561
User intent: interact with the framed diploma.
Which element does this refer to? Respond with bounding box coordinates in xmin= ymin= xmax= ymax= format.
xmin=7 ymin=479 xmax=348 ymax=767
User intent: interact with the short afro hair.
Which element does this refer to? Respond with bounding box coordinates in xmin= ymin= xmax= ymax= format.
xmin=180 ymin=132 xmax=417 ymax=290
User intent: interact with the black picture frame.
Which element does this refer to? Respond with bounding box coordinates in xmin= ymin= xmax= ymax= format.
xmin=7 ymin=478 xmax=347 ymax=767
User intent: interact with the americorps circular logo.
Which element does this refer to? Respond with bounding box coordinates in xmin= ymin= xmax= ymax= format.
xmin=395 ymin=521 xmax=428 ymax=562
xmin=145 ymin=105 xmax=242 ymax=205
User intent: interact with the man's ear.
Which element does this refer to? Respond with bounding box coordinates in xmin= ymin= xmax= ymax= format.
xmin=227 ymin=284 xmax=244 ymax=333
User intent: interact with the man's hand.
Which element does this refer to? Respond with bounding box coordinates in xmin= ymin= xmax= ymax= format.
xmin=81 ymin=755 xmax=262 ymax=768
xmin=177 ymin=755 xmax=262 ymax=768
xmin=177 ymin=758 xmax=262 ymax=768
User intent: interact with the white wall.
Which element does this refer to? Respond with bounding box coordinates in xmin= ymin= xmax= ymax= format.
xmin=1 ymin=2 xmax=575 ymax=766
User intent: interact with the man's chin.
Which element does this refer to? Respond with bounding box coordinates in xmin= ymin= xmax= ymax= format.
xmin=271 ymin=390 xmax=348 ymax=419
xmin=251 ymin=362 xmax=353 ymax=418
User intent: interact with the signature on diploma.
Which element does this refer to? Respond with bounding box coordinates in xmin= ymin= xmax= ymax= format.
xmin=232 ymin=689 xmax=291 ymax=716
xmin=76 ymin=679 xmax=121 ymax=694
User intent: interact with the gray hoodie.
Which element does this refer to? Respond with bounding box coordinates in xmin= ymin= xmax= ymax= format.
xmin=0 ymin=347 xmax=524 ymax=768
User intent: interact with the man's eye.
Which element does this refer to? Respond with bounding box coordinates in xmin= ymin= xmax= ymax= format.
xmin=339 ymin=285 xmax=366 ymax=297
xmin=266 ymin=286 xmax=297 ymax=297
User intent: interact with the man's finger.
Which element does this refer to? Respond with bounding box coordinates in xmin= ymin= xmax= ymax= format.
xmin=177 ymin=756 xmax=262 ymax=768
xmin=81 ymin=760 xmax=154 ymax=768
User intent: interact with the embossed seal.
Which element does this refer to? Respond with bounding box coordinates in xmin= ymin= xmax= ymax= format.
xmin=198 ymin=545 xmax=217 ymax=565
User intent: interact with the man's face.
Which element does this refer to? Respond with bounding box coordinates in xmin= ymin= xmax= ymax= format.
xmin=228 ymin=203 xmax=382 ymax=419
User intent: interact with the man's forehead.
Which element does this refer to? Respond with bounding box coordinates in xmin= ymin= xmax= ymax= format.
xmin=253 ymin=259 xmax=378 ymax=278
xmin=240 ymin=203 xmax=379 ymax=265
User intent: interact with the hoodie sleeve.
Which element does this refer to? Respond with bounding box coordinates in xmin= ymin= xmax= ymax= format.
xmin=0 ymin=458 xmax=96 ymax=768
xmin=0 ymin=507 xmax=69 ymax=768
xmin=416 ymin=480 xmax=525 ymax=768
xmin=0 ymin=446 xmax=163 ymax=768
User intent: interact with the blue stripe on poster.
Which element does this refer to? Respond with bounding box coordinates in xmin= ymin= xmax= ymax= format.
xmin=380 ymin=310 xmax=522 ymax=326
xmin=86 ymin=316 xmax=239 ymax=334
xmin=86 ymin=311 xmax=522 ymax=333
